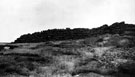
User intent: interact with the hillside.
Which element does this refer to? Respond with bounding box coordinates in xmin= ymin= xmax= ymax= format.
xmin=0 ymin=22 xmax=135 ymax=77
xmin=14 ymin=22 xmax=135 ymax=43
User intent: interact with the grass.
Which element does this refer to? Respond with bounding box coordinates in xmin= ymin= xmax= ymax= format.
xmin=0 ymin=34 xmax=135 ymax=77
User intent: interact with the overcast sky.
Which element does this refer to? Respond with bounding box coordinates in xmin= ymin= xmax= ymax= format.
xmin=0 ymin=0 xmax=135 ymax=42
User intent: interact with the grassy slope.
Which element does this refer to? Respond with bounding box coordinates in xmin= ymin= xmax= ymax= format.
xmin=0 ymin=34 xmax=135 ymax=77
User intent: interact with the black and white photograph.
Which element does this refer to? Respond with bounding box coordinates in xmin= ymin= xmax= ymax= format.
xmin=0 ymin=0 xmax=135 ymax=77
